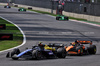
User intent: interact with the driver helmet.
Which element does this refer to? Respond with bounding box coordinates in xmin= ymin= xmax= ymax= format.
xmin=38 ymin=42 xmax=43 ymax=46
xmin=75 ymin=40 xmax=79 ymax=44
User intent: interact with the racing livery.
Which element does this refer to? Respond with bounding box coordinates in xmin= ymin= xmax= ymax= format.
xmin=18 ymin=8 xmax=26 ymax=12
xmin=4 ymin=5 xmax=11 ymax=8
xmin=6 ymin=43 xmax=66 ymax=60
xmin=56 ymin=15 xmax=69 ymax=20
xmin=65 ymin=40 xmax=96 ymax=55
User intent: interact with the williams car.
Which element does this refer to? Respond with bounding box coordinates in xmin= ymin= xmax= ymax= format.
xmin=6 ymin=43 xmax=66 ymax=60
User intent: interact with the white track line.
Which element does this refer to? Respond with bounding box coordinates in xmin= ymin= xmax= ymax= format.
xmin=0 ymin=7 xmax=99 ymax=53
xmin=70 ymin=19 xmax=100 ymax=27
xmin=0 ymin=16 xmax=26 ymax=53
xmin=1 ymin=3 xmax=100 ymax=27
xmin=45 ymin=14 xmax=100 ymax=27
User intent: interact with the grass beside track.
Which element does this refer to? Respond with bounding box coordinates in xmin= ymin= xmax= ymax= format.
xmin=29 ymin=9 xmax=87 ymax=21
xmin=1 ymin=5 xmax=100 ymax=25
xmin=0 ymin=18 xmax=23 ymax=51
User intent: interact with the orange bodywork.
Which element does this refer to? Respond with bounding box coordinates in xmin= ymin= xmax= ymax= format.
xmin=68 ymin=51 xmax=78 ymax=54
xmin=71 ymin=42 xmax=75 ymax=45
xmin=82 ymin=45 xmax=85 ymax=49
xmin=65 ymin=45 xmax=74 ymax=51
xmin=71 ymin=41 xmax=92 ymax=45
xmin=65 ymin=40 xmax=92 ymax=55
xmin=66 ymin=46 xmax=78 ymax=54
xmin=78 ymin=41 xmax=92 ymax=44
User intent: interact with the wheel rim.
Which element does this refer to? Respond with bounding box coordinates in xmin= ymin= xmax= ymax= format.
xmin=80 ymin=48 xmax=83 ymax=55
xmin=37 ymin=52 xmax=41 ymax=58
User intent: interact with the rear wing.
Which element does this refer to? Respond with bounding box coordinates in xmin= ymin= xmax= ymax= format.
xmin=78 ymin=41 xmax=92 ymax=45
xmin=48 ymin=43 xmax=64 ymax=47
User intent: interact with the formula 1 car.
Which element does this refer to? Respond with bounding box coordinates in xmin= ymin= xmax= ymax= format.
xmin=65 ymin=40 xmax=96 ymax=55
xmin=18 ymin=8 xmax=26 ymax=12
xmin=4 ymin=5 xmax=11 ymax=8
xmin=56 ymin=15 xmax=69 ymax=20
xmin=6 ymin=43 xmax=66 ymax=60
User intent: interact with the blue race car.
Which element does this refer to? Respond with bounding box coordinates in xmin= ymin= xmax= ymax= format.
xmin=4 ymin=5 xmax=11 ymax=8
xmin=6 ymin=43 xmax=66 ymax=60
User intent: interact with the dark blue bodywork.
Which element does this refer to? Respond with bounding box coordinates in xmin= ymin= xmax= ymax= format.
xmin=17 ymin=49 xmax=32 ymax=57
xmin=13 ymin=46 xmax=54 ymax=59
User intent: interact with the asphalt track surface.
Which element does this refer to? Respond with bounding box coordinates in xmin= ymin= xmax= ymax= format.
xmin=0 ymin=6 xmax=100 ymax=66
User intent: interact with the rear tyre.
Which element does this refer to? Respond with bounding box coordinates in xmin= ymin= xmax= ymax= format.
xmin=57 ymin=48 xmax=66 ymax=58
xmin=24 ymin=9 xmax=26 ymax=11
xmin=56 ymin=17 xmax=60 ymax=20
xmin=9 ymin=6 xmax=11 ymax=8
xmin=32 ymin=50 xmax=42 ymax=60
xmin=88 ymin=45 xmax=96 ymax=54
xmin=64 ymin=17 xmax=69 ymax=20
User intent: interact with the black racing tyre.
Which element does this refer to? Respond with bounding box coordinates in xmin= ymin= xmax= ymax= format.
xmin=88 ymin=45 xmax=96 ymax=54
xmin=8 ymin=6 xmax=11 ymax=8
xmin=18 ymin=9 xmax=20 ymax=11
xmin=4 ymin=6 xmax=6 ymax=8
xmin=11 ymin=48 xmax=20 ymax=60
xmin=64 ymin=17 xmax=69 ymax=20
xmin=11 ymin=48 xmax=20 ymax=57
xmin=32 ymin=50 xmax=42 ymax=60
xmin=57 ymin=48 xmax=66 ymax=58
xmin=24 ymin=9 xmax=26 ymax=11
xmin=9 ymin=6 xmax=11 ymax=8
xmin=56 ymin=17 xmax=60 ymax=20
xmin=14 ymin=5 xmax=18 ymax=7
xmin=78 ymin=48 xmax=83 ymax=56
xmin=12 ymin=57 xmax=19 ymax=60
xmin=28 ymin=7 xmax=32 ymax=10
xmin=76 ymin=46 xmax=83 ymax=56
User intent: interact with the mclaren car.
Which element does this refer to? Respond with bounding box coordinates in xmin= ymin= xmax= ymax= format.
xmin=65 ymin=40 xmax=96 ymax=55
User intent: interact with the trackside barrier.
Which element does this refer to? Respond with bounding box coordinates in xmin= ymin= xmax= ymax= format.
xmin=0 ymin=3 xmax=100 ymax=22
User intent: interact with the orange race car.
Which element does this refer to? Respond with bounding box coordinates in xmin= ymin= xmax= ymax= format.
xmin=65 ymin=40 xmax=96 ymax=55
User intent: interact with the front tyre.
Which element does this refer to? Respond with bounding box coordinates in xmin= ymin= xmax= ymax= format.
xmin=78 ymin=48 xmax=83 ymax=56
xmin=11 ymin=48 xmax=20 ymax=60
xmin=4 ymin=6 xmax=6 ymax=8
xmin=11 ymin=48 xmax=20 ymax=57
xmin=64 ymin=17 xmax=69 ymax=20
xmin=24 ymin=9 xmax=26 ymax=11
xmin=12 ymin=56 xmax=19 ymax=60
